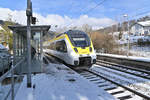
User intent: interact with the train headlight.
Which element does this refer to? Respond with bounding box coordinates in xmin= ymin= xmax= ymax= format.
xmin=89 ymin=47 xmax=92 ymax=52
xmin=71 ymin=52 xmax=75 ymax=56
xmin=74 ymin=48 xmax=78 ymax=53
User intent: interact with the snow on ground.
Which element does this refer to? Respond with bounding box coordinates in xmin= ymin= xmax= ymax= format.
xmin=130 ymin=45 xmax=150 ymax=52
xmin=15 ymin=63 xmax=115 ymax=100
xmin=129 ymin=50 xmax=150 ymax=57
xmin=97 ymin=53 xmax=150 ymax=62
xmin=129 ymin=45 xmax=150 ymax=57
xmin=119 ymin=45 xmax=150 ymax=57
xmin=92 ymin=65 xmax=150 ymax=99
xmin=119 ymin=35 xmax=150 ymax=44
xmin=0 ymin=81 xmax=22 ymax=100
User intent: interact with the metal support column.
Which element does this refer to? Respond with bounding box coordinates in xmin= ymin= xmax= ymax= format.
xmin=23 ymin=37 xmax=25 ymax=54
xmin=18 ymin=34 xmax=20 ymax=56
xmin=40 ymin=30 xmax=43 ymax=71
xmin=26 ymin=0 xmax=32 ymax=88
xmin=24 ymin=37 xmax=27 ymax=54
xmin=11 ymin=57 xmax=14 ymax=100
xmin=127 ymin=16 xmax=130 ymax=57
xmin=37 ymin=40 xmax=39 ymax=60
xmin=26 ymin=16 xmax=32 ymax=87
xmin=21 ymin=35 xmax=23 ymax=55
xmin=16 ymin=34 xmax=18 ymax=57
xmin=11 ymin=31 xmax=16 ymax=100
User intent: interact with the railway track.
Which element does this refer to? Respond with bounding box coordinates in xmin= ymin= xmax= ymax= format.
xmin=44 ymin=53 xmax=61 ymax=64
xmin=75 ymin=68 xmax=150 ymax=100
xmin=44 ymin=54 xmax=150 ymax=100
xmin=96 ymin=59 xmax=150 ymax=80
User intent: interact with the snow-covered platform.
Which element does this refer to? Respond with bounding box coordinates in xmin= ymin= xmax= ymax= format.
xmin=15 ymin=63 xmax=115 ymax=100
xmin=97 ymin=53 xmax=150 ymax=62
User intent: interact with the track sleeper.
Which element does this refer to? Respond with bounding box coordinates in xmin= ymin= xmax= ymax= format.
xmin=104 ymin=87 xmax=117 ymax=91
xmin=110 ymin=90 xmax=124 ymax=95
xmin=90 ymin=79 xmax=100 ymax=81
xmin=86 ymin=77 xmax=98 ymax=79
xmin=95 ymin=81 xmax=106 ymax=84
xmin=83 ymin=75 xmax=94 ymax=77
xmin=98 ymin=84 xmax=109 ymax=87
xmin=117 ymin=95 xmax=132 ymax=100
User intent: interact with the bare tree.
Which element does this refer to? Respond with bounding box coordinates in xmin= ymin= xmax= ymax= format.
xmin=91 ymin=31 xmax=119 ymax=54
xmin=82 ymin=24 xmax=92 ymax=37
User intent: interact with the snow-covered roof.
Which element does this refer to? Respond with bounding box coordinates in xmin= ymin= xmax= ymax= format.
xmin=0 ymin=44 xmax=6 ymax=49
xmin=137 ymin=21 xmax=150 ymax=27
xmin=0 ymin=25 xmax=4 ymax=30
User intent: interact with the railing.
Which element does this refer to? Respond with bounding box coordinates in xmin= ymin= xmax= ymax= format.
xmin=0 ymin=56 xmax=11 ymax=75
xmin=0 ymin=57 xmax=25 ymax=100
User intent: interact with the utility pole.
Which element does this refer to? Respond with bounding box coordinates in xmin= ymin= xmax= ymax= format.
xmin=26 ymin=0 xmax=32 ymax=88
xmin=123 ymin=14 xmax=130 ymax=57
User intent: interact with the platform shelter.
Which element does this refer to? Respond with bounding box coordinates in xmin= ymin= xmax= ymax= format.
xmin=0 ymin=25 xmax=50 ymax=100
xmin=9 ymin=25 xmax=50 ymax=74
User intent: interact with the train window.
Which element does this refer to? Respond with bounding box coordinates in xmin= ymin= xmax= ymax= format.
xmin=49 ymin=43 xmax=55 ymax=50
xmin=70 ymin=34 xmax=90 ymax=47
xmin=52 ymin=43 xmax=55 ymax=50
xmin=66 ymin=30 xmax=91 ymax=47
xmin=56 ymin=40 xmax=67 ymax=53
xmin=56 ymin=41 xmax=61 ymax=51
xmin=63 ymin=40 xmax=67 ymax=52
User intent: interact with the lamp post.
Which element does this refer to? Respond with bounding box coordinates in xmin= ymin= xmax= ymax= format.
xmin=26 ymin=0 xmax=32 ymax=87
xmin=123 ymin=14 xmax=130 ymax=57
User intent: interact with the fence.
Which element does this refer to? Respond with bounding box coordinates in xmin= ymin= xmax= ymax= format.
xmin=0 ymin=57 xmax=25 ymax=100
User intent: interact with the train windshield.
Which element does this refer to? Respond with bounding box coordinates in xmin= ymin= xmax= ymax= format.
xmin=67 ymin=31 xmax=91 ymax=47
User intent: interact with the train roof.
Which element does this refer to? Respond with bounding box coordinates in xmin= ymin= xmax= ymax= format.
xmin=55 ymin=30 xmax=87 ymax=38
xmin=65 ymin=30 xmax=87 ymax=35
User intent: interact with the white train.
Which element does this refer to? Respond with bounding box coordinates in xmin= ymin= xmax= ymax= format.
xmin=45 ymin=30 xmax=96 ymax=68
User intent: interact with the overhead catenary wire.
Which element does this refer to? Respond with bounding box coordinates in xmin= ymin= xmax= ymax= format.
xmin=83 ymin=0 xmax=107 ymax=14
xmin=113 ymin=3 xmax=150 ymax=23
xmin=65 ymin=0 xmax=96 ymax=18
xmin=120 ymin=5 xmax=150 ymax=21
xmin=134 ymin=10 xmax=150 ymax=17
xmin=126 ymin=10 xmax=150 ymax=21
xmin=66 ymin=0 xmax=107 ymax=28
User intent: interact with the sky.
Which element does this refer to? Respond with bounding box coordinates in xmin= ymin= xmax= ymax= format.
xmin=0 ymin=0 xmax=150 ymax=30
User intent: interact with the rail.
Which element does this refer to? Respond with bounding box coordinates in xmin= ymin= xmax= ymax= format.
xmin=0 ymin=57 xmax=25 ymax=100
xmin=85 ymin=69 xmax=150 ymax=100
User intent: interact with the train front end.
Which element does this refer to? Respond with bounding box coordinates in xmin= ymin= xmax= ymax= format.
xmin=66 ymin=30 xmax=96 ymax=67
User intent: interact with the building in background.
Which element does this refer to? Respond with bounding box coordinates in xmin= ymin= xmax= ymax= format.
xmin=130 ymin=21 xmax=150 ymax=36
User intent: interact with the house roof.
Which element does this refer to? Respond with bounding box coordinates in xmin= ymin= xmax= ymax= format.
xmin=137 ymin=21 xmax=150 ymax=27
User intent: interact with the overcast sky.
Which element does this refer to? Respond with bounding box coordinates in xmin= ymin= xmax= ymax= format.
xmin=0 ymin=0 xmax=150 ymax=30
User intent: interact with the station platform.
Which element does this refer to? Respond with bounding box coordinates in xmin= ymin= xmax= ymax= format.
xmin=15 ymin=63 xmax=115 ymax=100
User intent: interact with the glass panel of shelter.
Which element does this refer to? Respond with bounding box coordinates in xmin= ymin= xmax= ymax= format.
xmin=32 ymin=32 xmax=41 ymax=60
xmin=15 ymin=33 xmax=26 ymax=62
xmin=14 ymin=31 xmax=43 ymax=63
xmin=12 ymin=30 xmax=45 ymax=74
